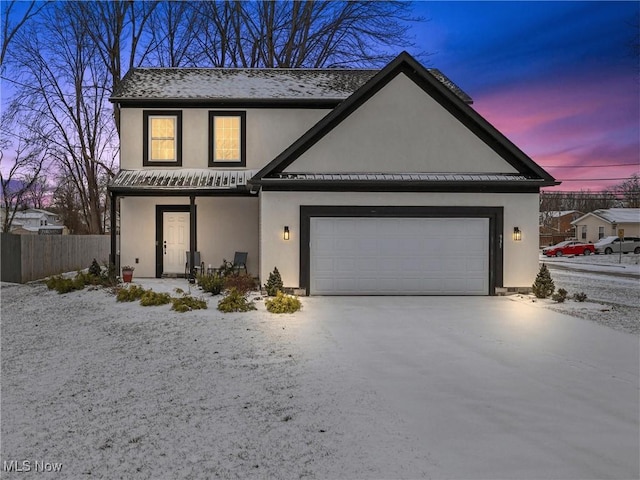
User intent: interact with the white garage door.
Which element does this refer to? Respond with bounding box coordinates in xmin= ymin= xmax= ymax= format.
xmin=310 ymin=217 xmax=489 ymax=295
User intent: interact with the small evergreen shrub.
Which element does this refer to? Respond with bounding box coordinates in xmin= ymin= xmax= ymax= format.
xmin=223 ymin=273 xmax=256 ymax=295
xmin=551 ymin=288 xmax=568 ymax=303
xmin=116 ymin=284 xmax=147 ymax=302
xmin=139 ymin=290 xmax=172 ymax=306
xmin=217 ymin=288 xmax=256 ymax=313
xmin=532 ymin=263 xmax=555 ymax=299
xmin=265 ymin=291 xmax=302 ymax=314
xmin=88 ymin=259 xmax=102 ymax=277
xmin=573 ymin=292 xmax=588 ymax=302
xmin=217 ymin=259 xmax=235 ymax=277
xmin=197 ymin=273 xmax=224 ymax=295
xmin=264 ymin=267 xmax=284 ymax=296
xmin=171 ymin=295 xmax=207 ymax=313
xmin=45 ymin=274 xmax=85 ymax=294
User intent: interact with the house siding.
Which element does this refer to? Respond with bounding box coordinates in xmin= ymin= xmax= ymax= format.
xmin=282 ymin=73 xmax=520 ymax=175
xmin=120 ymin=196 xmax=259 ymax=277
xmin=573 ymin=216 xmax=640 ymax=244
xmin=260 ymin=191 xmax=539 ymax=291
xmin=120 ymin=108 xmax=329 ymax=170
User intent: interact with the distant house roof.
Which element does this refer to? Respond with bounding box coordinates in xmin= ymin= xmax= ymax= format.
xmin=571 ymin=208 xmax=640 ymax=225
xmin=541 ymin=210 xmax=582 ymax=218
xmin=110 ymin=67 xmax=472 ymax=105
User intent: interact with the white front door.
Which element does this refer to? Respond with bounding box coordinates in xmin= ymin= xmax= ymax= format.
xmin=163 ymin=212 xmax=189 ymax=274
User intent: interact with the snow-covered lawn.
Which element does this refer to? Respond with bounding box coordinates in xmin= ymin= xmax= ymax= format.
xmin=1 ymin=272 xmax=638 ymax=479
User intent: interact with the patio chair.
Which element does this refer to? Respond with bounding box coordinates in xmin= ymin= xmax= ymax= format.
xmin=232 ymin=251 xmax=248 ymax=275
xmin=185 ymin=251 xmax=204 ymax=278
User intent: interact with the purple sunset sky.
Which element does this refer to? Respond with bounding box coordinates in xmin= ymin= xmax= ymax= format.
xmin=410 ymin=1 xmax=639 ymax=192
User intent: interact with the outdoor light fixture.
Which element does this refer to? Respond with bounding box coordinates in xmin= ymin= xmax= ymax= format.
xmin=513 ymin=227 xmax=522 ymax=241
xmin=283 ymin=226 xmax=290 ymax=240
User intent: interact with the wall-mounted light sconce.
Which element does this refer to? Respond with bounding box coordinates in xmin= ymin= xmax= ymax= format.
xmin=513 ymin=227 xmax=522 ymax=241
xmin=283 ymin=226 xmax=290 ymax=240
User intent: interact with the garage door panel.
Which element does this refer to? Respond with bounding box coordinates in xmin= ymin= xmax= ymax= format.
xmin=310 ymin=217 xmax=489 ymax=295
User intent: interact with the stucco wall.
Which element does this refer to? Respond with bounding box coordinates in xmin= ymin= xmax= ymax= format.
xmin=260 ymin=191 xmax=539 ymax=290
xmin=120 ymin=196 xmax=259 ymax=277
xmin=283 ymin=73 xmax=519 ymax=174
xmin=119 ymin=108 xmax=329 ymax=170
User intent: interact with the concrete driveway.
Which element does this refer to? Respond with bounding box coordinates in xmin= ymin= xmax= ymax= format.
xmin=297 ymin=296 xmax=639 ymax=480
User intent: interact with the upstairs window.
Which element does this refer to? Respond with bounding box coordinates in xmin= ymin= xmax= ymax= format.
xmin=209 ymin=111 xmax=246 ymax=167
xmin=143 ymin=111 xmax=182 ymax=166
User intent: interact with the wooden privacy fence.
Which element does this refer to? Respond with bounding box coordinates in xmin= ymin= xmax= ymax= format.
xmin=1 ymin=234 xmax=110 ymax=283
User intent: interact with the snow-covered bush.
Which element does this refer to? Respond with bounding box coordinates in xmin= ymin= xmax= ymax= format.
xmin=532 ymin=263 xmax=555 ymax=299
xmin=265 ymin=291 xmax=301 ymax=314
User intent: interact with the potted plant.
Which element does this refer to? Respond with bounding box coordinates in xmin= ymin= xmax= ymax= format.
xmin=121 ymin=265 xmax=134 ymax=283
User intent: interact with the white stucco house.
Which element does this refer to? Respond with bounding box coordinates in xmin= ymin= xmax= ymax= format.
xmin=571 ymin=208 xmax=640 ymax=244
xmin=108 ymin=52 xmax=558 ymax=295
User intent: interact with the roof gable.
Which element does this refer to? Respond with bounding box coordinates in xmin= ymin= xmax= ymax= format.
xmin=251 ymin=51 xmax=557 ymax=187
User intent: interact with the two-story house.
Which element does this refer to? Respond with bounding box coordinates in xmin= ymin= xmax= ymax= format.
xmin=108 ymin=52 xmax=558 ymax=295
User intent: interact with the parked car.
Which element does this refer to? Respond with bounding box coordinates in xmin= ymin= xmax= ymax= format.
xmin=543 ymin=240 xmax=595 ymax=257
xmin=594 ymin=236 xmax=640 ymax=254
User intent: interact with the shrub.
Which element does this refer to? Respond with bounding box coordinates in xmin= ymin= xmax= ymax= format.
xmin=217 ymin=288 xmax=256 ymax=313
xmin=551 ymin=288 xmax=568 ymax=303
xmin=197 ymin=273 xmax=224 ymax=295
xmin=88 ymin=259 xmax=102 ymax=277
xmin=217 ymin=259 xmax=235 ymax=277
xmin=265 ymin=291 xmax=301 ymax=314
xmin=116 ymin=284 xmax=147 ymax=302
xmin=223 ymin=273 xmax=256 ymax=295
xmin=171 ymin=294 xmax=207 ymax=313
xmin=139 ymin=290 xmax=172 ymax=306
xmin=45 ymin=274 xmax=85 ymax=294
xmin=532 ymin=263 xmax=555 ymax=299
xmin=573 ymin=292 xmax=588 ymax=302
xmin=264 ymin=267 xmax=284 ymax=296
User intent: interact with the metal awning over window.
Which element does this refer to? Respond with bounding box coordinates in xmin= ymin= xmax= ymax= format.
xmin=109 ymin=168 xmax=258 ymax=194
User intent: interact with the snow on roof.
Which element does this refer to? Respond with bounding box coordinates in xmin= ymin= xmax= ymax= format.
xmin=595 ymin=208 xmax=640 ymax=223
xmin=541 ymin=210 xmax=581 ymax=218
xmin=572 ymin=208 xmax=640 ymax=225
xmin=111 ymin=67 xmax=472 ymax=103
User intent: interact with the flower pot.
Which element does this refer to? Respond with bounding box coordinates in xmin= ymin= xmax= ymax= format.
xmin=122 ymin=269 xmax=134 ymax=283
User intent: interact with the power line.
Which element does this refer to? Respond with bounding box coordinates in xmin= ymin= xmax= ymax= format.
xmin=556 ymin=178 xmax=633 ymax=182
xmin=542 ymin=163 xmax=639 ymax=168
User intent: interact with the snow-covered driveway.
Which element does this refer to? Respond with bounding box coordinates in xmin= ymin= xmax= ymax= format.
xmin=299 ymin=296 xmax=639 ymax=479
xmin=1 ymin=283 xmax=638 ymax=479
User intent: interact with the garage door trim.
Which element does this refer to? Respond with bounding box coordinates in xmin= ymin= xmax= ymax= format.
xmin=300 ymin=206 xmax=503 ymax=295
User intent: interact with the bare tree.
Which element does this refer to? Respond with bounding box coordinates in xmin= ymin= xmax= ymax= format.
xmin=612 ymin=174 xmax=640 ymax=208
xmin=0 ymin=0 xmax=47 ymax=68
xmin=188 ymin=1 xmax=424 ymax=68
xmin=75 ymin=1 xmax=158 ymax=134
xmin=0 ymin=124 xmax=48 ymax=232
xmin=10 ymin=2 xmax=117 ymax=234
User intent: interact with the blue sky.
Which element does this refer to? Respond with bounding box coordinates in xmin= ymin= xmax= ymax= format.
xmin=410 ymin=1 xmax=639 ymax=191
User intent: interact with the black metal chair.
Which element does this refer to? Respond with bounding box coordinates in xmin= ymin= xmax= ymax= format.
xmin=185 ymin=251 xmax=204 ymax=278
xmin=232 ymin=251 xmax=248 ymax=275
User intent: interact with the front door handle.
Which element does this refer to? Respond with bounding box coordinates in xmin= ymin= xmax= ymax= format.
xmin=163 ymin=240 xmax=167 ymax=255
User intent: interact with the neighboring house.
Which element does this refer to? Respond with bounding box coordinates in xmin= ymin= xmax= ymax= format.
xmin=571 ymin=208 xmax=640 ymax=244
xmin=2 ymin=208 xmax=67 ymax=235
xmin=108 ymin=52 xmax=558 ymax=295
xmin=539 ymin=210 xmax=582 ymax=247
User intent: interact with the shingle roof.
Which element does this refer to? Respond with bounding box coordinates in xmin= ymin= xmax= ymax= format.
xmin=111 ymin=67 xmax=472 ymax=104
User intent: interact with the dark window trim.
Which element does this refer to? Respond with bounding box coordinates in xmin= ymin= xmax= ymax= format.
xmin=143 ymin=110 xmax=183 ymax=166
xmin=299 ymin=205 xmax=503 ymax=296
xmin=209 ymin=111 xmax=247 ymax=167
xmin=155 ymin=205 xmax=195 ymax=278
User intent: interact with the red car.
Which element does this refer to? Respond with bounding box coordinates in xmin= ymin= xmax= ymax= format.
xmin=543 ymin=240 xmax=595 ymax=257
